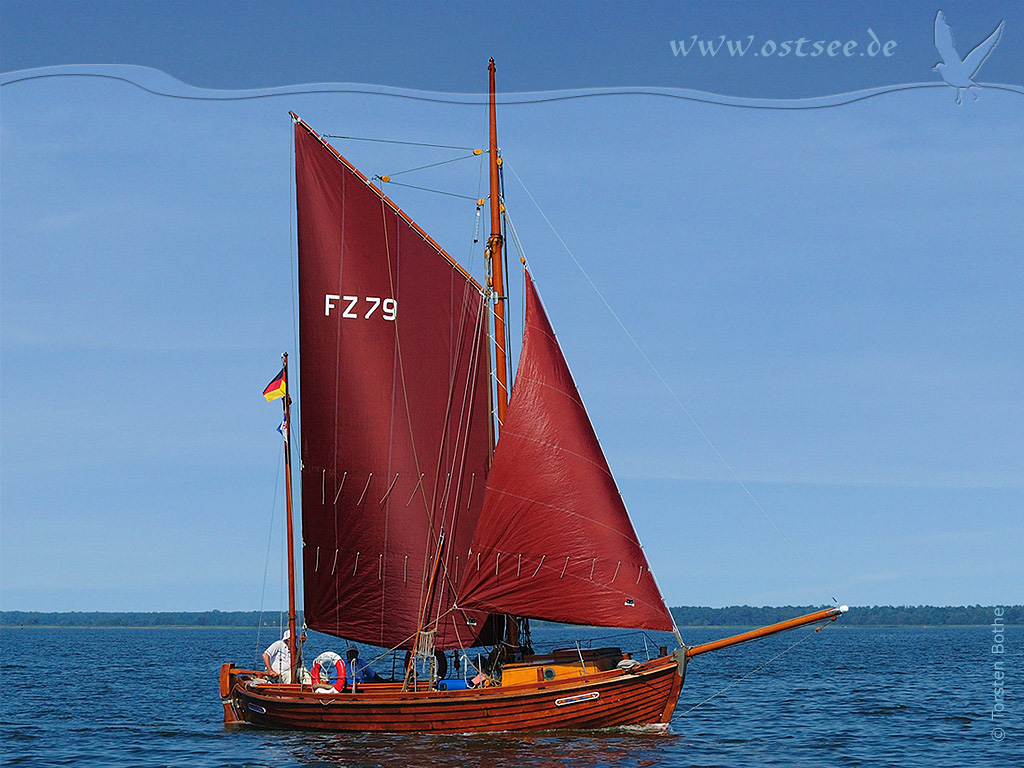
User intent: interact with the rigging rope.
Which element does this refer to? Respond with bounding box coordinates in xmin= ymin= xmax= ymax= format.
xmin=497 ymin=160 xmax=516 ymax=389
xmin=427 ymin=298 xmax=489 ymax=635
xmin=505 ymin=162 xmax=838 ymax=606
xmin=375 ymin=177 xmax=479 ymax=201
xmin=377 ymin=194 xmax=430 ymax=646
xmin=678 ymin=620 xmax=831 ymax=716
xmin=502 ymin=210 xmax=530 ymax=382
xmin=503 ymin=208 xmax=529 ymax=269
xmin=383 ymin=153 xmax=481 ymax=178
xmin=353 ymin=603 xmax=465 ymax=677
xmin=255 ymin=442 xmax=286 ymax=665
xmin=470 ymin=125 xmax=488 ymax=265
xmin=322 ymin=134 xmax=480 ymax=151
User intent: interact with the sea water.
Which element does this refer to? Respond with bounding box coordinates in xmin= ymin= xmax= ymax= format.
xmin=1 ymin=624 xmax=1019 ymax=767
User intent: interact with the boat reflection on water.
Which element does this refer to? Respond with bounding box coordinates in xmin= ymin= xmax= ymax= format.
xmin=289 ymin=728 xmax=678 ymax=768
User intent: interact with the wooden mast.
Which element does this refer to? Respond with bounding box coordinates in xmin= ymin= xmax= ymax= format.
xmin=487 ymin=58 xmax=509 ymax=427
xmin=404 ymin=61 xmax=514 ymax=683
xmin=397 ymin=62 xmax=514 ymax=686
xmin=486 ymin=59 xmax=524 ymax=654
xmin=281 ymin=352 xmax=299 ymax=681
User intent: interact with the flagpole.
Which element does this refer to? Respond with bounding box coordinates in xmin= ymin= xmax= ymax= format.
xmin=281 ymin=352 xmax=298 ymax=682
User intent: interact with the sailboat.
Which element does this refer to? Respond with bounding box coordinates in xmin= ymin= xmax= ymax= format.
xmin=219 ymin=60 xmax=847 ymax=733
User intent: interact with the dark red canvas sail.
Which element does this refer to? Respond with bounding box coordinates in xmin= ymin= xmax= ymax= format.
xmin=458 ymin=272 xmax=674 ymax=631
xmin=294 ymin=118 xmax=496 ymax=649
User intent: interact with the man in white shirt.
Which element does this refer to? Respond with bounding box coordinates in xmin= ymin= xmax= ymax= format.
xmin=263 ymin=630 xmax=293 ymax=683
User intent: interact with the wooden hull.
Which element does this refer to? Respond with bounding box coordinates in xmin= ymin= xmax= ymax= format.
xmin=221 ymin=651 xmax=686 ymax=733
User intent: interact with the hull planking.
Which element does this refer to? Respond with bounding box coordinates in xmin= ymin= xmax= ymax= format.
xmin=221 ymin=652 xmax=685 ymax=733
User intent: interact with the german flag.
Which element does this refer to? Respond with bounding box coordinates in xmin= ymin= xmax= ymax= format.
xmin=263 ymin=368 xmax=287 ymax=401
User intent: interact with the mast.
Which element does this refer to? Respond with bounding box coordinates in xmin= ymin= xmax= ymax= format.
xmin=487 ymin=58 xmax=509 ymax=428
xmin=486 ymin=59 xmax=523 ymax=653
xmin=281 ymin=352 xmax=298 ymax=681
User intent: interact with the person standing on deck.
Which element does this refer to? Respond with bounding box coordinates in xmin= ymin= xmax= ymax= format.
xmin=263 ymin=630 xmax=293 ymax=683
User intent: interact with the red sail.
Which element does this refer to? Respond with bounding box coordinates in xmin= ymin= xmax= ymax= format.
xmin=294 ymin=119 xmax=496 ymax=649
xmin=458 ymin=272 xmax=674 ymax=631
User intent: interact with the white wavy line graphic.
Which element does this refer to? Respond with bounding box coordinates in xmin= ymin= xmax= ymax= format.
xmin=2 ymin=64 xmax=1022 ymax=109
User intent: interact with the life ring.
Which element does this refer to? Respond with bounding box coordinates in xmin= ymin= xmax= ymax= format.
xmin=402 ymin=649 xmax=449 ymax=680
xmin=311 ymin=651 xmax=346 ymax=690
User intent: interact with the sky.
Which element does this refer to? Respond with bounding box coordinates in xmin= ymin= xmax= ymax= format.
xmin=1 ymin=1 xmax=1022 ymax=614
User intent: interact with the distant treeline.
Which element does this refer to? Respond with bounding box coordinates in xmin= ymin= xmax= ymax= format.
xmin=0 ymin=610 xmax=297 ymax=628
xmin=669 ymin=605 xmax=1021 ymax=627
xmin=2 ymin=605 xmax=1019 ymax=628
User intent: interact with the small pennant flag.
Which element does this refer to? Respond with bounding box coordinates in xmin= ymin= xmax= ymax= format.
xmin=263 ymin=368 xmax=287 ymax=401
xmin=277 ymin=417 xmax=288 ymax=442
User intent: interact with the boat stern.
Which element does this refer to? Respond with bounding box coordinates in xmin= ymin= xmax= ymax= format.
xmin=220 ymin=663 xmax=254 ymax=725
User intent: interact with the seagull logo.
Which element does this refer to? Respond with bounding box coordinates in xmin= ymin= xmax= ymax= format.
xmin=932 ymin=10 xmax=1004 ymax=104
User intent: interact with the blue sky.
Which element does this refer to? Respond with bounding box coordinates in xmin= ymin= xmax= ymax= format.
xmin=1 ymin=2 xmax=1021 ymax=613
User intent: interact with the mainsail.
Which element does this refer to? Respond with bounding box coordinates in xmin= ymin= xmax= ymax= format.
xmin=458 ymin=272 xmax=674 ymax=631
xmin=294 ymin=119 xmax=496 ymax=649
